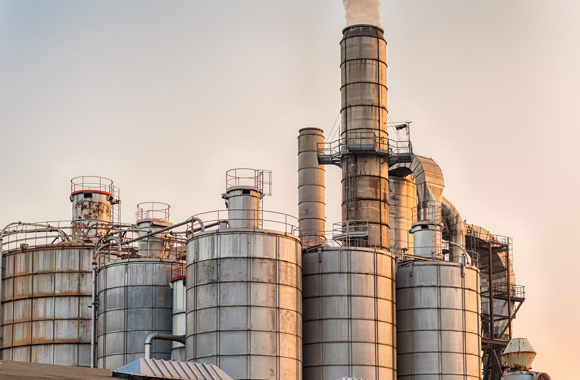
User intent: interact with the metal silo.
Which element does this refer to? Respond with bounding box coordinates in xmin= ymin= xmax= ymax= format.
xmin=0 ymin=236 xmax=93 ymax=365
xmin=396 ymin=260 xmax=481 ymax=379
xmin=302 ymin=247 xmax=397 ymax=380
xmin=95 ymin=203 xmax=181 ymax=369
xmin=185 ymin=169 xmax=302 ymax=380
xmin=0 ymin=177 xmax=120 ymax=366
xmin=96 ymin=258 xmax=174 ymax=369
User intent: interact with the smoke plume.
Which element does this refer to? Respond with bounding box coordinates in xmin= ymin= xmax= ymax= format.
xmin=343 ymin=0 xmax=381 ymax=26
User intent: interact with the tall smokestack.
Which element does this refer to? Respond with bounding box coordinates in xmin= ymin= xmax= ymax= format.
xmin=340 ymin=24 xmax=389 ymax=249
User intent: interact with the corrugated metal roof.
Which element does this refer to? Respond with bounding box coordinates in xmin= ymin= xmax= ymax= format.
xmin=112 ymin=358 xmax=233 ymax=380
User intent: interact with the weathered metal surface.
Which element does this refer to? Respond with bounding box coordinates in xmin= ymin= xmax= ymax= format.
xmin=185 ymin=229 xmax=302 ymax=380
xmin=0 ymin=244 xmax=93 ymax=365
xmin=222 ymin=188 xmax=262 ymax=229
xmin=501 ymin=372 xmax=536 ymax=380
xmin=388 ymin=175 xmax=416 ymax=258
xmin=298 ymin=128 xmax=326 ymax=247
xmin=302 ymin=247 xmax=397 ymax=380
xmin=96 ymin=259 xmax=174 ymax=369
xmin=502 ymin=338 xmax=536 ymax=371
xmin=171 ymin=278 xmax=186 ymax=361
xmin=396 ymin=261 xmax=481 ymax=379
xmin=340 ymin=25 xmax=389 ymax=250
xmin=113 ymin=358 xmax=234 ymax=380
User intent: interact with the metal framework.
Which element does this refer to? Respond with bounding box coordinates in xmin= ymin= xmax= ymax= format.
xmin=465 ymin=226 xmax=526 ymax=380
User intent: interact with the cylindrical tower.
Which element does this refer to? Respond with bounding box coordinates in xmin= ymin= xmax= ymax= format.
xmin=185 ymin=229 xmax=302 ymax=380
xmin=70 ymin=176 xmax=119 ymax=242
xmin=340 ymin=24 xmax=389 ymax=249
xmin=135 ymin=202 xmax=171 ymax=258
xmin=388 ymin=175 xmax=416 ymax=258
xmin=396 ymin=261 xmax=481 ymax=379
xmin=302 ymin=247 xmax=397 ymax=379
xmin=1 ymin=243 xmax=93 ymax=365
xmin=298 ymin=128 xmax=326 ymax=248
xmin=222 ymin=169 xmax=271 ymax=229
xmin=171 ymin=263 xmax=186 ymax=362
xmin=410 ymin=202 xmax=443 ymax=259
xmin=96 ymin=258 xmax=174 ymax=369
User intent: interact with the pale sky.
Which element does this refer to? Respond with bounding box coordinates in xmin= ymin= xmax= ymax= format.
xmin=1 ymin=1 xmax=578 ymax=377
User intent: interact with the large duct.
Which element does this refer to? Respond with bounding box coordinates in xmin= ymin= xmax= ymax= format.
xmin=340 ymin=24 xmax=389 ymax=249
xmin=391 ymin=155 xmax=444 ymax=258
xmin=298 ymin=128 xmax=326 ymax=248
xmin=442 ymin=197 xmax=466 ymax=262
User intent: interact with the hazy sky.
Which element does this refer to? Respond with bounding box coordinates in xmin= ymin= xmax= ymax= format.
xmin=1 ymin=1 xmax=578 ymax=377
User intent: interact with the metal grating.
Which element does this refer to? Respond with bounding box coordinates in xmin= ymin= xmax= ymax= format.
xmin=112 ymin=358 xmax=233 ymax=380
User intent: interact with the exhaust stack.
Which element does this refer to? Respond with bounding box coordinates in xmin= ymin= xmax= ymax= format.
xmin=340 ymin=24 xmax=389 ymax=249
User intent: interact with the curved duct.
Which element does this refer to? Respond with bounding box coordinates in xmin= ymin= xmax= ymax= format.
xmin=390 ymin=154 xmax=444 ymax=207
xmin=391 ymin=155 xmax=444 ymax=258
xmin=442 ymin=197 xmax=466 ymax=262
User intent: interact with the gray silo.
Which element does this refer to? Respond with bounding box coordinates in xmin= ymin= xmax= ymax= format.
xmin=396 ymin=261 xmax=481 ymax=379
xmin=185 ymin=169 xmax=302 ymax=380
xmin=302 ymin=247 xmax=397 ymax=380
xmin=0 ymin=176 xmax=119 ymax=365
xmin=95 ymin=202 xmax=179 ymax=369
xmin=391 ymin=158 xmax=483 ymax=379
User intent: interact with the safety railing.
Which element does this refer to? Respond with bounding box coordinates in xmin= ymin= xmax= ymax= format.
xmin=493 ymin=283 xmax=525 ymax=299
xmin=412 ymin=204 xmax=443 ymax=224
xmin=71 ymin=176 xmax=119 ymax=197
xmin=136 ymin=202 xmax=170 ymax=222
xmin=171 ymin=261 xmax=186 ymax=282
xmin=225 ymin=168 xmax=272 ymax=196
xmin=0 ymin=220 xmax=117 ymax=251
xmin=188 ymin=210 xmax=300 ymax=236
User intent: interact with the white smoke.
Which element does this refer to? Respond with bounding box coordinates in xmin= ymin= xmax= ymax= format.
xmin=343 ymin=0 xmax=381 ymax=26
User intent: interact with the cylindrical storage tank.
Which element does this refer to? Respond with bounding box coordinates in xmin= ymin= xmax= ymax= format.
xmin=396 ymin=261 xmax=481 ymax=379
xmin=389 ymin=175 xmax=416 ymax=258
xmin=171 ymin=276 xmax=186 ymax=361
xmin=70 ymin=176 xmax=118 ymax=242
xmin=302 ymin=247 xmax=397 ymax=380
xmin=340 ymin=25 xmax=389 ymax=250
xmin=298 ymin=127 xmax=326 ymax=248
xmin=96 ymin=258 xmax=174 ymax=369
xmin=0 ymin=243 xmax=93 ymax=365
xmin=185 ymin=229 xmax=302 ymax=380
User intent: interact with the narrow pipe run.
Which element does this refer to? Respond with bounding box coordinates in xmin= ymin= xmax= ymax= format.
xmin=144 ymin=333 xmax=186 ymax=360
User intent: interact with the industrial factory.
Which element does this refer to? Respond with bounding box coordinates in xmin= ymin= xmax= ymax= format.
xmin=0 ymin=22 xmax=549 ymax=380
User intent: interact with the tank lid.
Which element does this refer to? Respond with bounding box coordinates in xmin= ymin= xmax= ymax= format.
xmin=503 ymin=338 xmax=537 ymax=371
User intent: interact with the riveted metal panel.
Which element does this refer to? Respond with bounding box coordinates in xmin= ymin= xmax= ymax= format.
xmin=396 ymin=261 xmax=482 ymax=379
xmin=186 ymin=229 xmax=302 ymax=380
xmin=0 ymin=244 xmax=93 ymax=365
xmin=302 ymin=247 xmax=396 ymax=379
xmin=96 ymin=258 xmax=175 ymax=369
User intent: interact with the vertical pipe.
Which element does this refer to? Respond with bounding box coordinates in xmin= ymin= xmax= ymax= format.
xmin=488 ymin=244 xmax=494 ymax=340
xmin=298 ymin=128 xmax=326 ymax=248
xmin=91 ymin=265 xmax=97 ymax=368
xmin=340 ymin=25 xmax=389 ymax=249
